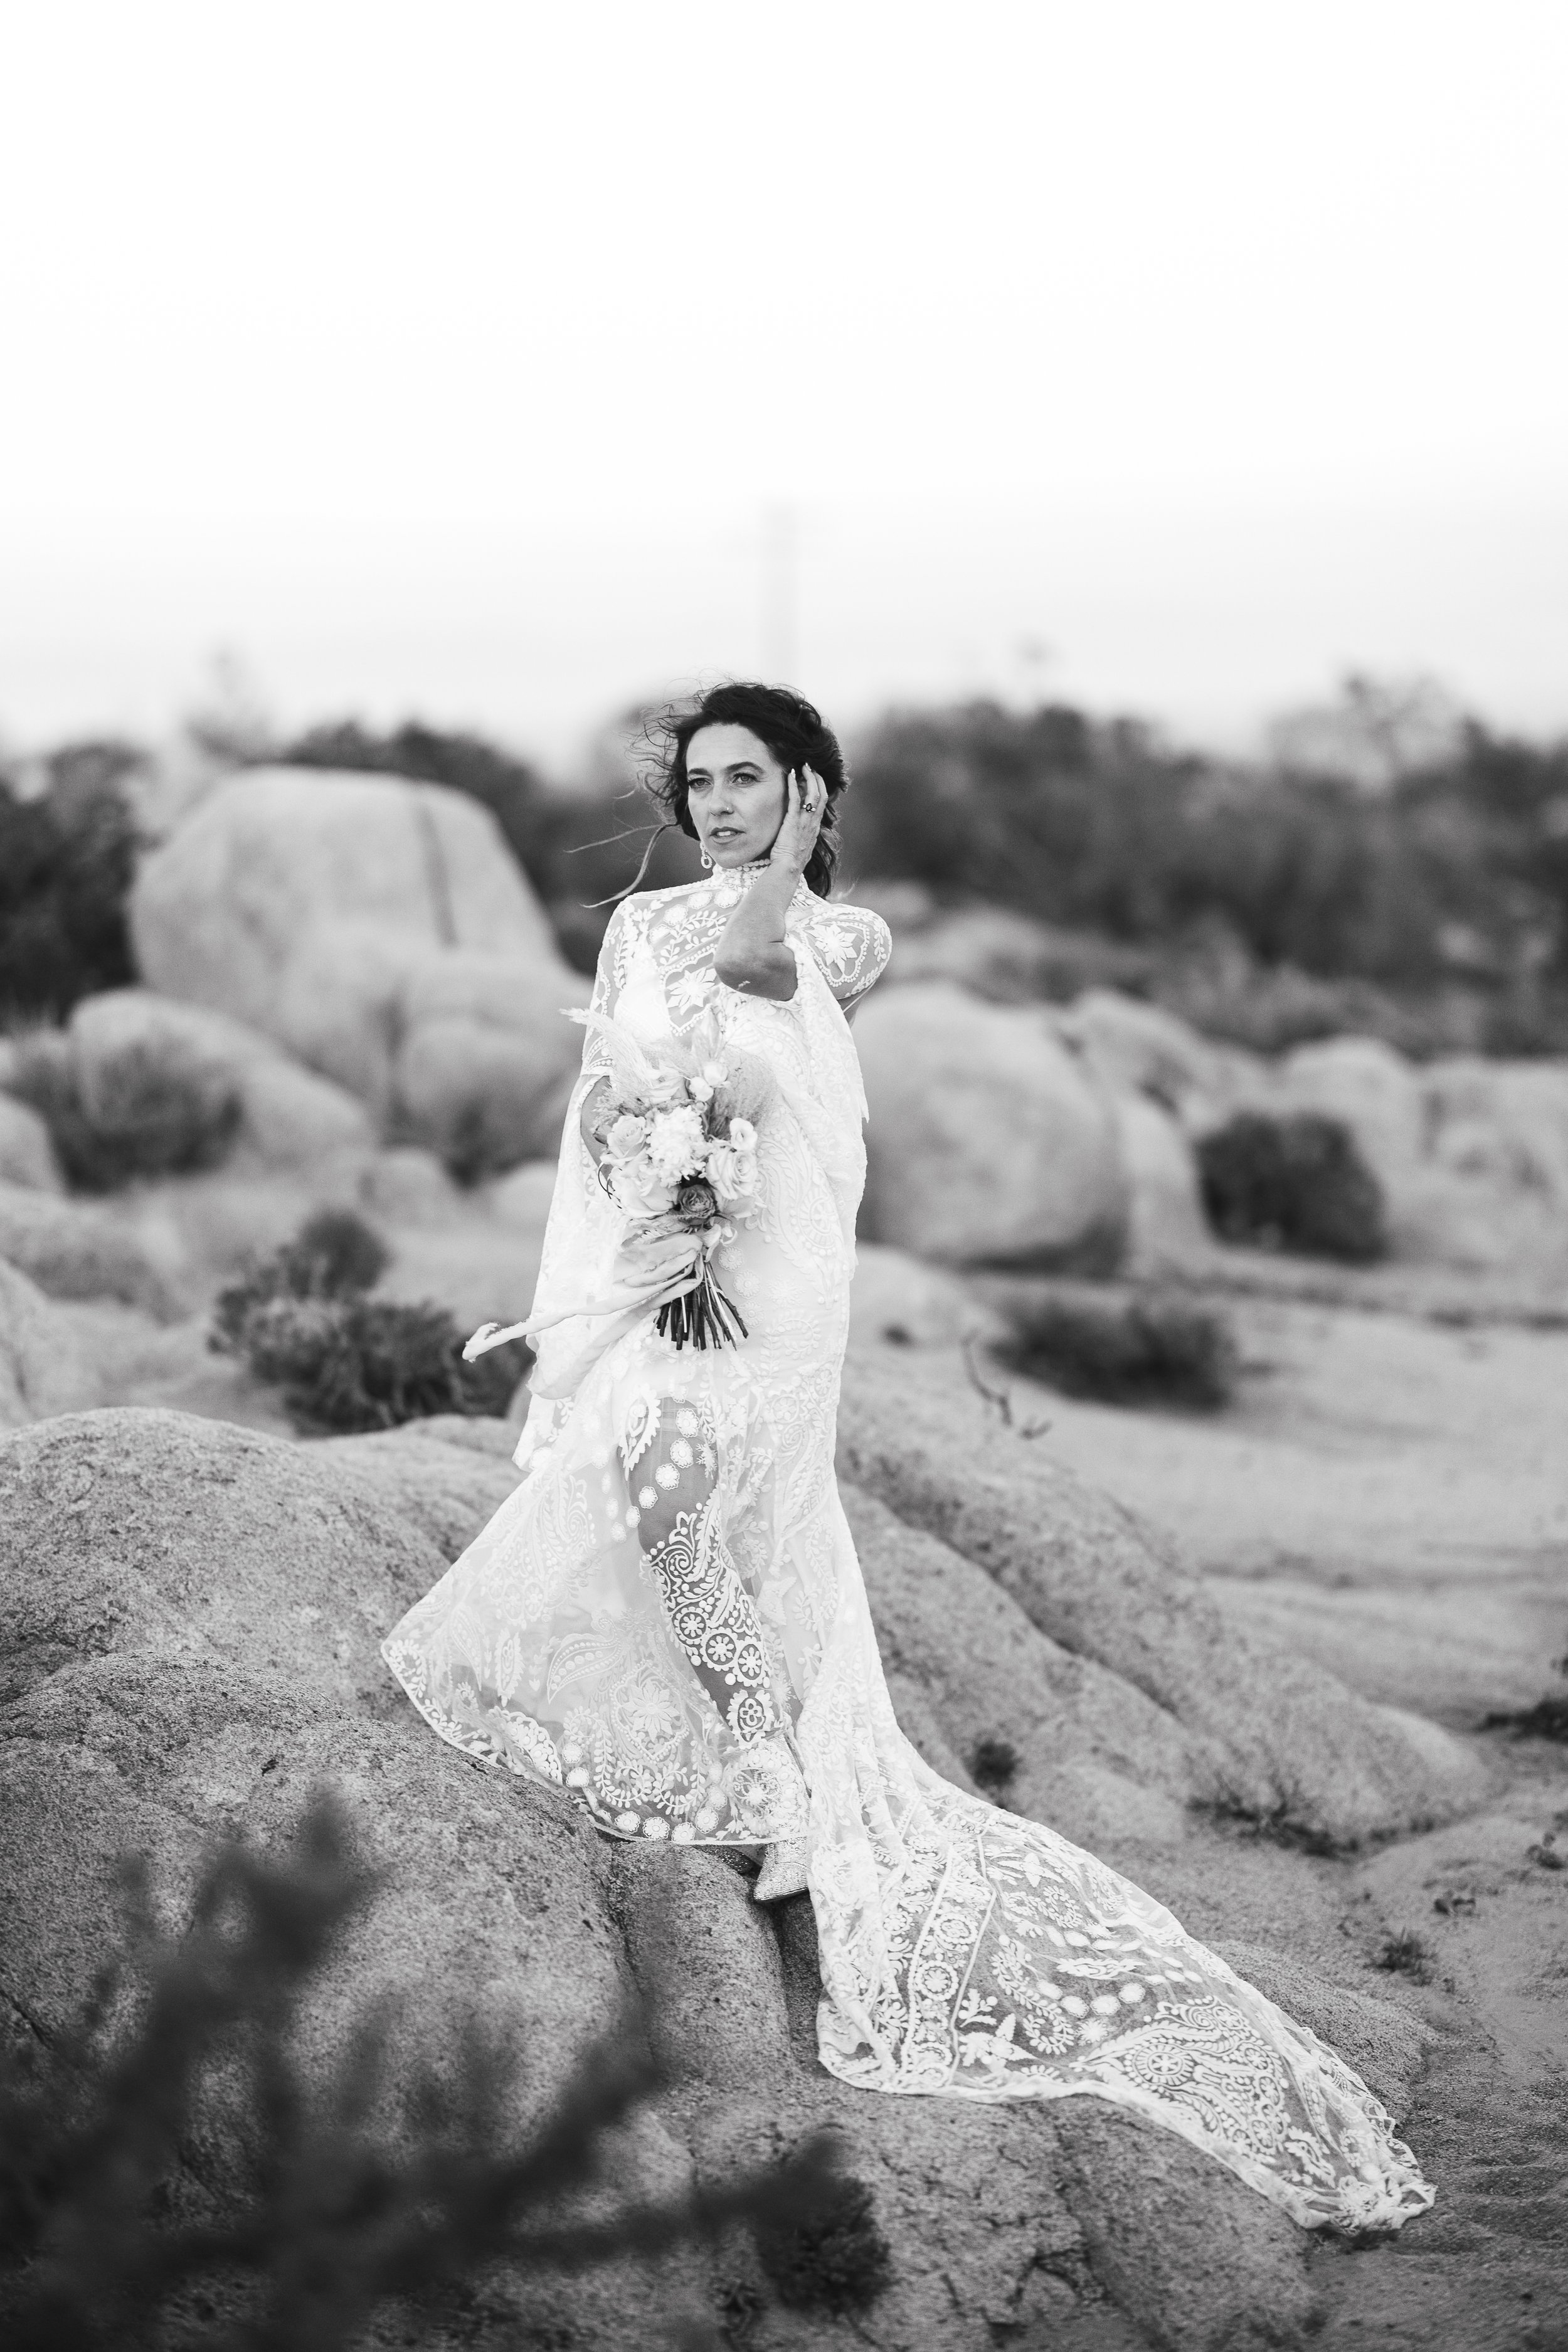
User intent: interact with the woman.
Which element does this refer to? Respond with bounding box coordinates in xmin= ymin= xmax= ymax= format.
xmin=383 ymin=681 xmax=1433 ymax=2234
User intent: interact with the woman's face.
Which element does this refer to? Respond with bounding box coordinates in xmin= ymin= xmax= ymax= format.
xmin=683 ymin=723 xmax=788 ymax=869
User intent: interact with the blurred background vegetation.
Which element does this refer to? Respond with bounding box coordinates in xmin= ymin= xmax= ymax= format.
xmin=4 ymin=674 xmax=1567 ymax=1058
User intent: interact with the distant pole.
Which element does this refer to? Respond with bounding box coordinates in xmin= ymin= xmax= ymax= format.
xmin=760 ymin=501 xmax=798 ymax=682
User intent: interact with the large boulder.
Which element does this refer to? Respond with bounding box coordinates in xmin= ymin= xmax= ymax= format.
xmin=1274 ymin=1036 xmax=1426 ymax=1202
xmin=1056 ymin=988 xmax=1241 ymax=1125
xmin=0 ymin=1096 xmax=62 ymax=1192
xmin=0 ymin=1260 xmax=97 ymax=1429
xmin=835 ymin=1348 xmax=1487 ymax=1848
xmin=130 ymin=768 xmax=584 ymax=1168
xmin=0 ymin=1409 xmax=519 ymax=1711
xmin=0 ymin=1399 xmax=1442 ymax=2349
xmin=484 ymin=1155 xmax=559 ymax=1229
xmin=1423 ymin=1055 xmax=1568 ymax=1207
xmin=855 ymin=982 xmax=1128 ymax=1269
xmin=1113 ymin=1094 xmax=1212 ymax=1269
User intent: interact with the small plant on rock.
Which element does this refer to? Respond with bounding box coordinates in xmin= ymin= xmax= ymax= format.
xmin=213 ymin=1207 xmax=529 ymax=1432
xmin=1480 ymin=1645 xmax=1568 ymax=1744
xmin=1196 ymin=1111 xmax=1388 ymax=1264
xmin=753 ymin=2171 xmax=893 ymax=2319
xmin=1372 ymin=1931 xmax=1434 ymax=1984
xmin=968 ymin=1737 xmax=1020 ymax=1801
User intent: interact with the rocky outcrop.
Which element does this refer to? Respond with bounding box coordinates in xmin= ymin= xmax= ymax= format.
xmin=835 ymin=1349 xmax=1488 ymax=1847
xmin=1423 ymin=1054 xmax=1568 ymax=1207
xmin=1056 ymin=988 xmax=1246 ymax=1126
xmin=1112 ymin=1094 xmax=1212 ymax=1269
xmin=0 ymin=1182 xmax=184 ymax=1318
xmin=1274 ymin=1036 xmax=1426 ymax=1202
xmin=0 ymin=1409 xmax=518 ymax=1710
xmin=0 ymin=1095 xmax=62 ymax=1192
xmin=847 ymin=1485 xmax=1202 ymax=1853
xmin=847 ymin=1242 xmax=1000 ymax=1349
xmin=0 ymin=1396 xmax=1449 ymax=2348
xmin=130 ymin=767 xmax=583 ymax=1169
xmin=0 ymin=1260 xmax=97 ymax=1429
xmin=855 ymin=982 xmax=1129 ymax=1269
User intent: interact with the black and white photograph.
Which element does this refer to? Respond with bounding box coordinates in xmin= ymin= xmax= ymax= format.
xmin=1 ymin=4 xmax=1565 ymax=2347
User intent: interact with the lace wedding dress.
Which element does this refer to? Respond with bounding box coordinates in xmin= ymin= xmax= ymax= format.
xmin=383 ymin=870 xmax=1434 ymax=2235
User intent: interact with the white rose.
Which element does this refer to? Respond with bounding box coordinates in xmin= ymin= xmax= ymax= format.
xmin=613 ymin=1156 xmax=678 ymax=1219
xmin=706 ymin=1144 xmax=741 ymax=1202
xmin=647 ymin=1104 xmax=708 ymax=1184
xmin=727 ymin=1116 xmax=758 ymax=1152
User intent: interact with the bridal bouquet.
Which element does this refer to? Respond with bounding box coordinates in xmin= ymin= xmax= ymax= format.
xmin=464 ymin=1010 xmax=775 ymax=1373
xmin=586 ymin=1012 xmax=769 ymax=1349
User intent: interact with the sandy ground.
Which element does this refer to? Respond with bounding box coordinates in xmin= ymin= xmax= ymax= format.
xmin=985 ymin=1292 xmax=1568 ymax=2348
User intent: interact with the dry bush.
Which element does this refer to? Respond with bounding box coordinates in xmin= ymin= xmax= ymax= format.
xmin=1196 ymin=1111 xmax=1388 ymax=1264
xmin=4 ymin=1029 xmax=241 ymax=1192
xmin=992 ymin=1285 xmax=1239 ymax=1410
xmin=0 ymin=1796 xmax=859 ymax=2351
xmin=213 ymin=1208 xmax=529 ymax=1432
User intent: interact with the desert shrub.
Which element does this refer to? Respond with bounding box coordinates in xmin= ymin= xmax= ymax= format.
xmin=213 ymin=1208 xmax=529 ymax=1431
xmin=1480 ymin=1697 xmax=1568 ymax=1741
xmin=845 ymin=693 xmax=1568 ymax=1007
xmin=0 ymin=755 xmax=140 ymax=1025
xmin=1372 ymin=1931 xmax=1434 ymax=1983
xmin=993 ymin=1285 xmax=1239 ymax=1409
xmin=273 ymin=689 xmax=1568 ymax=1029
xmin=211 ymin=1205 xmax=391 ymax=1349
xmin=1189 ymin=1777 xmax=1343 ymax=1858
xmin=241 ymin=1296 xmax=529 ymax=1433
xmin=1148 ymin=921 xmax=1491 ymax=1058
xmin=968 ymin=1737 xmax=1020 ymax=1798
xmin=0 ymin=1795 xmax=852 ymax=2352
xmin=753 ymin=2171 xmax=893 ymax=2318
xmin=1196 ymin=1111 xmax=1388 ymax=1263
xmin=3 ymin=1027 xmax=241 ymax=1191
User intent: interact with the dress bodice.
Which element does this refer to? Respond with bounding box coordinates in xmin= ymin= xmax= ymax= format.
xmin=594 ymin=873 xmax=891 ymax=1044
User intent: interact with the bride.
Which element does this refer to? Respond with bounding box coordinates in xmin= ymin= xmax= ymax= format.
xmin=383 ymin=681 xmax=1434 ymax=2235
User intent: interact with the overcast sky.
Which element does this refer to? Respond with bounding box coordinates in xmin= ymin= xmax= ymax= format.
xmin=2 ymin=0 xmax=1564 ymax=763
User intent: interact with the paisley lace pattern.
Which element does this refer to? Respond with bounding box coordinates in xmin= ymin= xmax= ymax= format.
xmin=383 ymin=874 xmax=1434 ymax=2236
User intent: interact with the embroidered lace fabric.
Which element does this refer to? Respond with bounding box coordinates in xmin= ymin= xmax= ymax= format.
xmin=383 ymin=872 xmax=1434 ymax=2236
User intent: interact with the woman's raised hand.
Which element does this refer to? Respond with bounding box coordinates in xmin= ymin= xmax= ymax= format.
xmin=767 ymin=765 xmax=826 ymax=877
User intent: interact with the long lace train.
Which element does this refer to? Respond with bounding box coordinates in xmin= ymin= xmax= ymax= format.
xmin=383 ymin=869 xmax=1434 ymax=2235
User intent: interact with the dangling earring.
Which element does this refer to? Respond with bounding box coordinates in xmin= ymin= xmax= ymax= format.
xmin=699 ymin=849 xmax=713 ymax=869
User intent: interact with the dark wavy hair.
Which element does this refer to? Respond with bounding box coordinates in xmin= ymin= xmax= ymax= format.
xmin=630 ymin=682 xmax=848 ymax=901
